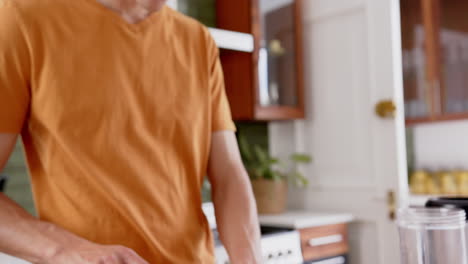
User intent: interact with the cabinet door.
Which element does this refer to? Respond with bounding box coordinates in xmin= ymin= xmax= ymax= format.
xmin=258 ymin=0 xmax=299 ymax=107
xmin=438 ymin=0 xmax=468 ymax=115
xmin=400 ymin=0 xmax=431 ymax=119
xmin=256 ymin=0 xmax=305 ymax=119
xmin=402 ymin=0 xmax=468 ymax=124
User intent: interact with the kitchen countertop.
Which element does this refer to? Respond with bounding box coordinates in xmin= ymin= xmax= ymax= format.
xmin=259 ymin=211 xmax=354 ymax=229
xmin=1 ymin=211 xmax=354 ymax=264
xmin=0 ymin=253 xmax=29 ymax=264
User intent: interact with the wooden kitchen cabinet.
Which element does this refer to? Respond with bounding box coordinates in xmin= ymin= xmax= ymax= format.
xmin=216 ymin=0 xmax=305 ymax=121
xmin=299 ymin=224 xmax=349 ymax=261
xmin=259 ymin=212 xmax=353 ymax=263
xmin=401 ymin=0 xmax=468 ymax=125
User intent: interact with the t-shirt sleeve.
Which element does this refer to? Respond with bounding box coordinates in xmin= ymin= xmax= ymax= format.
xmin=0 ymin=3 xmax=31 ymax=133
xmin=205 ymin=29 xmax=236 ymax=132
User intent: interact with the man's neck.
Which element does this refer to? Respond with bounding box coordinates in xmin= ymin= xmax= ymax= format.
xmin=96 ymin=0 xmax=165 ymax=23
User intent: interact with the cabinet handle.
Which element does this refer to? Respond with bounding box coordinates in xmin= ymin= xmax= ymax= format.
xmin=310 ymin=256 xmax=346 ymax=264
xmin=308 ymin=234 xmax=343 ymax=247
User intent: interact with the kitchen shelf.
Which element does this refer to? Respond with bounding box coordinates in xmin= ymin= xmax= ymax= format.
xmin=208 ymin=28 xmax=254 ymax=53
xmin=406 ymin=113 xmax=468 ymax=126
xmin=171 ymin=1 xmax=254 ymax=53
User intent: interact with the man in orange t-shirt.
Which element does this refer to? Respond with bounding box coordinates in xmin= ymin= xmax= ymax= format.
xmin=0 ymin=0 xmax=262 ymax=263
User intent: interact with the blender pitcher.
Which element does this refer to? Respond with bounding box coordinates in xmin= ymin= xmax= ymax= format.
xmin=397 ymin=207 xmax=467 ymax=264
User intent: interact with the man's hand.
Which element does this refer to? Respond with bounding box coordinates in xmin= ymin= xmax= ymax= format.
xmin=0 ymin=134 xmax=148 ymax=264
xmin=43 ymin=242 xmax=148 ymax=264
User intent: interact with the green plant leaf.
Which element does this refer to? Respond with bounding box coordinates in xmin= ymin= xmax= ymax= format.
xmin=275 ymin=171 xmax=287 ymax=181
xmin=288 ymin=171 xmax=309 ymax=188
xmin=277 ymin=161 xmax=287 ymax=169
xmin=238 ymin=134 xmax=253 ymax=162
xmin=243 ymin=143 xmax=311 ymax=184
xmin=254 ymin=145 xmax=269 ymax=164
xmin=290 ymin=153 xmax=312 ymax=163
xmin=263 ymin=169 xmax=274 ymax=180
xmin=269 ymin=158 xmax=280 ymax=164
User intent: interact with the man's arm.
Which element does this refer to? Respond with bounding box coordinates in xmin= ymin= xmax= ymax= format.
xmin=0 ymin=134 xmax=148 ymax=264
xmin=207 ymin=131 xmax=262 ymax=264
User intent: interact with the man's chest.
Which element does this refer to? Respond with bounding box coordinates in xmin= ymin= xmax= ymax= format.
xmin=29 ymin=29 xmax=210 ymax=133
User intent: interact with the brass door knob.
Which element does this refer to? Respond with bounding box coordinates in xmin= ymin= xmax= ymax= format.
xmin=375 ymin=100 xmax=396 ymax=118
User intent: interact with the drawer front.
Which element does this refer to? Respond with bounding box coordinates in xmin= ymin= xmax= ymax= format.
xmin=300 ymin=224 xmax=348 ymax=261
xmin=304 ymin=255 xmax=348 ymax=264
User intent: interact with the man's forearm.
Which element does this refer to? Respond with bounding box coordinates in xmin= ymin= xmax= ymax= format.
xmin=0 ymin=193 xmax=65 ymax=263
xmin=212 ymin=167 xmax=262 ymax=264
xmin=0 ymin=193 xmax=150 ymax=264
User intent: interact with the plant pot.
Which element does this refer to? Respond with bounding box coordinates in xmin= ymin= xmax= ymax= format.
xmin=251 ymin=178 xmax=288 ymax=214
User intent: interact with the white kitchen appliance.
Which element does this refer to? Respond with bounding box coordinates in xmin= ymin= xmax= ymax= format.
xmin=203 ymin=203 xmax=304 ymax=264
xmin=213 ymin=228 xmax=303 ymax=264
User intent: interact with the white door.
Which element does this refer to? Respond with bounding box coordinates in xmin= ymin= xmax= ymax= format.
xmin=269 ymin=0 xmax=408 ymax=263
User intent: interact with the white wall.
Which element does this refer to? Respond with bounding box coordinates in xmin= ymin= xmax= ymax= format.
xmin=412 ymin=120 xmax=468 ymax=170
xmin=260 ymin=0 xmax=291 ymax=14
xmin=166 ymin=0 xmax=177 ymax=9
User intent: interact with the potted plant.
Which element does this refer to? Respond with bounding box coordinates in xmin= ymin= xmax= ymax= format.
xmin=239 ymin=136 xmax=311 ymax=214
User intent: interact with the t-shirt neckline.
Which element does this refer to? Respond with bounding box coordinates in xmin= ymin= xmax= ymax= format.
xmin=82 ymin=0 xmax=168 ymax=31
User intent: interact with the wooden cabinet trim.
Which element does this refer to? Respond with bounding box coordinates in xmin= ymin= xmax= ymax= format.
xmin=294 ymin=0 xmax=306 ymax=118
xmin=255 ymin=105 xmax=304 ymax=120
xmin=406 ymin=113 xmax=468 ymax=126
xmin=420 ymin=0 xmax=442 ymax=116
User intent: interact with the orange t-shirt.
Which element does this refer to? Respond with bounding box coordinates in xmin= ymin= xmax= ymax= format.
xmin=0 ymin=0 xmax=235 ymax=263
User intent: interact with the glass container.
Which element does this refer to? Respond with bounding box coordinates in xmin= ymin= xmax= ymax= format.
xmin=398 ymin=207 xmax=467 ymax=264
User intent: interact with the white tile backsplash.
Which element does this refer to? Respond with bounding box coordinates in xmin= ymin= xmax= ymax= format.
xmin=413 ymin=120 xmax=468 ymax=170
